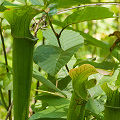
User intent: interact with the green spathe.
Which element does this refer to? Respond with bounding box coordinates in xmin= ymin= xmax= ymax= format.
xmin=4 ymin=6 xmax=40 ymax=120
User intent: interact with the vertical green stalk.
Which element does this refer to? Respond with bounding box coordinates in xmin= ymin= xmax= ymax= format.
xmin=68 ymin=64 xmax=98 ymax=120
xmin=67 ymin=91 xmax=86 ymax=120
xmin=4 ymin=6 xmax=41 ymax=120
xmin=13 ymin=37 xmax=35 ymax=120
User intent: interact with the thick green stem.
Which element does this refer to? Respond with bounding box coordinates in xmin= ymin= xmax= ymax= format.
xmin=13 ymin=38 xmax=35 ymax=120
xmin=67 ymin=91 xmax=86 ymax=120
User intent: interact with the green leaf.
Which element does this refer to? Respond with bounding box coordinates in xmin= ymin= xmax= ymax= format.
xmin=69 ymin=64 xmax=98 ymax=100
xmin=48 ymin=4 xmax=57 ymax=17
xmin=62 ymin=6 xmax=114 ymax=28
xmin=42 ymin=29 xmax=84 ymax=50
xmin=33 ymin=44 xmax=81 ymax=76
xmin=0 ymin=6 xmax=7 ymax=12
xmin=58 ymin=76 xmax=71 ymax=90
xmin=35 ymin=94 xmax=69 ymax=106
xmin=29 ymin=0 xmax=44 ymax=6
xmin=98 ymin=69 xmax=119 ymax=85
xmin=74 ymin=61 xmax=119 ymax=70
xmin=49 ymin=0 xmax=90 ymax=8
xmin=79 ymin=31 xmax=120 ymax=61
xmin=32 ymin=118 xmax=67 ymax=120
xmin=2 ymin=1 xmax=21 ymax=7
xmin=86 ymin=98 xmax=104 ymax=114
xmin=0 ymin=0 xmax=5 ymax=5
xmin=16 ymin=0 xmax=27 ymax=4
xmin=29 ymin=105 xmax=68 ymax=120
xmin=33 ymin=71 xmax=67 ymax=97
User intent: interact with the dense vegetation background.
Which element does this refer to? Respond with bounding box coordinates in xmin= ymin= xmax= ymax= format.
xmin=0 ymin=0 xmax=120 ymax=120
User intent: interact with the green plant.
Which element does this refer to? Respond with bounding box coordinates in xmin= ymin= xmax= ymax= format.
xmin=0 ymin=0 xmax=120 ymax=120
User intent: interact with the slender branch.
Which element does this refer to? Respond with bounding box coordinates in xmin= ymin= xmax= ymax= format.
xmin=47 ymin=14 xmax=70 ymax=72
xmin=58 ymin=25 xmax=69 ymax=38
xmin=0 ymin=20 xmax=12 ymax=120
xmin=33 ymin=15 xmax=46 ymax=37
xmin=0 ymin=87 xmax=8 ymax=110
xmin=47 ymin=13 xmax=62 ymax=48
xmin=57 ymin=2 xmax=120 ymax=14
xmin=5 ymin=101 xmax=13 ymax=120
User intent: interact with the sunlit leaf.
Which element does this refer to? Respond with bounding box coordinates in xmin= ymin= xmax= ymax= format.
xmin=86 ymin=97 xmax=104 ymax=114
xmin=29 ymin=105 xmax=68 ymax=120
xmin=79 ymin=31 xmax=120 ymax=61
xmin=33 ymin=71 xmax=67 ymax=97
xmin=35 ymin=94 xmax=69 ymax=106
xmin=42 ymin=29 xmax=84 ymax=50
xmin=57 ymin=0 xmax=90 ymax=8
xmin=62 ymin=6 xmax=113 ymax=28
xmin=29 ymin=0 xmax=44 ymax=5
xmin=33 ymin=44 xmax=82 ymax=76
xmin=0 ymin=0 xmax=5 ymax=5
xmin=16 ymin=0 xmax=27 ymax=4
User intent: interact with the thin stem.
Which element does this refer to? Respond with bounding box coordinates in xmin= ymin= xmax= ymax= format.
xmin=47 ymin=13 xmax=62 ymax=48
xmin=33 ymin=15 xmax=46 ymax=37
xmin=57 ymin=2 xmax=120 ymax=14
xmin=0 ymin=21 xmax=12 ymax=120
xmin=102 ymin=52 xmax=111 ymax=62
xmin=5 ymin=101 xmax=13 ymax=120
xmin=47 ymin=14 xmax=70 ymax=72
xmin=58 ymin=25 xmax=69 ymax=38
xmin=0 ymin=87 xmax=8 ymax=110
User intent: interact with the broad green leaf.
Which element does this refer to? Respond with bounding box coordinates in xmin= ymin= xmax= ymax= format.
xmin=86 ymin=98 xmax=104 ymax=114
xmin=2 ymin=1 xmax=21 ymax=7
xmin=98 ymin=69 xmax=119 ymax=85
xmin=33 ymin=71 xmax=67 ymax=97
xmin=42 ymin=28 xmax=59 ymax=47
xmin=69 ymin=64 xmax=98 ymax=100
xmin=74 ymin=61 xmax=119 ymax=70
xmin=0 ymin=0 xmax=5 ymax=5
xmin=62 ymin=6 xmax=114 ymax=28
xmin=33 ymin=44 xmax=81 ymax=76
xmin=48 ymin=0 xmax=90 ymax=8
xmin=58 ymin=76 xmax=71 ymax=90
xmin=32 ymin=118 xmax=67 ymax=120
xmin=29 ymin=0 xmax=44 ymax=5
xmin=60 ymin=30 xmax=84 ymax=50
xmin=48 ymin=4 xmax=57 ymax=17
xmin=0 ymin=6 xmax=6 ymax=12
xmin=79 ymin=31 xmax=120 ymax=61
xmin=16 ymin=0 xmax=26 ymax=4
xmin=42 ymin=29 xmax=84 ymax=50
xmin=29 ymin=105 xmax=68 ymax=120
xmin=35 ymin=94 xmax=69 ymax=106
